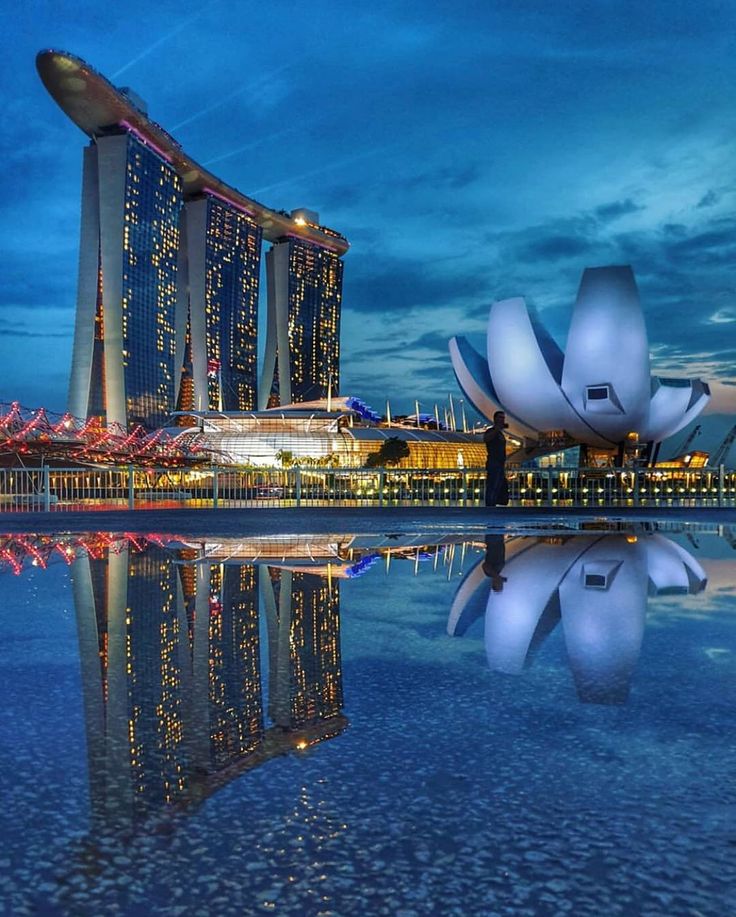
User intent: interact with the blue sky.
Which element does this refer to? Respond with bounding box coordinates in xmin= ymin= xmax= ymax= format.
xmin=2 ymin=0 xmax=735 ymax=449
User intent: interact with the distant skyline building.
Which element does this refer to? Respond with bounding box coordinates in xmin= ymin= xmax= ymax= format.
xmin=37 ymin=50 xmax=348 ymax=429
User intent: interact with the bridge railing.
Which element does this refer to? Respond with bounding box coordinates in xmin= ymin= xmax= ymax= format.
xmin=0 ymin=465 xmax=733 ymax=512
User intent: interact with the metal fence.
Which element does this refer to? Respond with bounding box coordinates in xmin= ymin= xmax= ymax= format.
xmin=0 ymin=465 xmax=734 ymax=512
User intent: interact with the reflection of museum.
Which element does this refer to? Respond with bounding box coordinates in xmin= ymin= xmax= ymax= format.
xmin=71 ymin=543 xmax=346 ymax=827
xmin=449 ymin=533 xmax=707 ymax=704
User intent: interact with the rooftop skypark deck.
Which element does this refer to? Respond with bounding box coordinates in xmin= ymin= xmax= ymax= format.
xmin=36 ymin=49 xmax=349 ymax=256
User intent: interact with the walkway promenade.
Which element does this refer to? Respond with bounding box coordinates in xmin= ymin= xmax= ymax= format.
xmin=3 ymin=504 xmax=736 ymax=536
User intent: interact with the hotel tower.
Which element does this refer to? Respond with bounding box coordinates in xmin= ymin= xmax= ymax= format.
xmin=259 ymin=215 xmax=344 ymax=408
xmin=37 ymin=50 xmax=348 ymax=430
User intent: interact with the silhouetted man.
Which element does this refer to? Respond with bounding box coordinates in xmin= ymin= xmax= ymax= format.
xmin=483 ymin=410 xmax=509 ymax=507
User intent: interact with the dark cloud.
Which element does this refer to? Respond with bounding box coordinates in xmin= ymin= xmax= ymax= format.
xmin=0 ymin=328 xmax=71 ymax=338
xmin=410 ymin=363 xmax=457 ymax=381
xmin=696 ymin=189 xmax=720 ymax=208
xmin=0 ymin=252 xmax=77 ymax=311
xmin=665 ymin=225 xmax=736 ymax=257
xmin=517 ymin=233 xmax=594 ymax=263
xmin=317 ymin=162 xmax=482 ymax=213
xmin=594 ymin=198 xmax=644 ymax=222
xmin=347 ymin=342 xmax=411 ymax=360
xmin=401 ymin=162 xmax=483 ymax=192
xmin=660 ymin=223 xmax=689 ymax=237
xmin=344 ymin=254 xmax=490 ymax=314
xmin=348 ymin=331 xmax=457 ymax=370
xmin=412 ymin=330 xmax=455 ymax=351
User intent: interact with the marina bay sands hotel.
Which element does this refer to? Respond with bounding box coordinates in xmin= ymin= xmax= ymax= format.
xmin=37 ymin=50 xmax=349 ymax=429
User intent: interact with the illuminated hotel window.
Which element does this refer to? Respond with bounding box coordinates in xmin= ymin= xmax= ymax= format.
xmin=121 ymin=134 xmax=182 ymax=428
xmin=192 ymin=196 xmax=262 ymax=412
xmin=272 ymin=238 xmax=343 ymax=404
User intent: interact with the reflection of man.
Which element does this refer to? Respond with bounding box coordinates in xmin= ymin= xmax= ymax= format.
xmin=481 ymin=534 xmax=506 ymax=592
xmin=483 ymin=410 xmax=508 ymax=507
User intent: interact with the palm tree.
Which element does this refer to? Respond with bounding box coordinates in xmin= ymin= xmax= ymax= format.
xmin=365 ymin=437 xmax=411 ymax=468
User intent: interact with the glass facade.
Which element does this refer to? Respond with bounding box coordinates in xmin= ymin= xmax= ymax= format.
xmin=195 ymin=412 xmax=489 ymax=469
xmin=73 ymin=137 xmax=347 ymax=430
xmin=121 ymin=134 xmax=182 ymax=429
xmin=202 ymin=198 xmax=262 ymax=411
xmin=270 ymin=239 xmax=343 ymax=404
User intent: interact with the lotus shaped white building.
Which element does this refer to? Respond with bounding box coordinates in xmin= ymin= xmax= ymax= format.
xmin=450 ymin=266 xmax=710 ymax=450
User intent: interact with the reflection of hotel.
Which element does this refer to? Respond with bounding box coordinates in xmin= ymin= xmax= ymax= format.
xmin=188 ymin=562 xmax=264 ymax=772
xmin=37 ymin=51 xmax=348 ymax=429
xmin=449 ymin=533 xmax=707 ymax=704
xmin=260 ymin=567 xmax=342 ymax=729
xmin=71 ymin=543 xmax=346 ymax=827
xmin=72 ymin=544 xmax=190 ymax=822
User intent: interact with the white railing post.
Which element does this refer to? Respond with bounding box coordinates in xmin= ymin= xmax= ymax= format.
xmin=43 ymin=466 xmax=51 ymax=512
xmin=212 ymin=466 xmax=219 ymax=509
xmin=128 ymin=465 xmax=135 ymax=510
xmin=378 ymin=469 xmax=385 ymax=507
xmin=295 ymin=467 xmax=302 ymax=507
xmin=719 ymin=464 xmax=725 ymax=507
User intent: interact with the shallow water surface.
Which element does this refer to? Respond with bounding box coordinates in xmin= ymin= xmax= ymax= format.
xmin=0 ymin=526 xmax=735 ymax=915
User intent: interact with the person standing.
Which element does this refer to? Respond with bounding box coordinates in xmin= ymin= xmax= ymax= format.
xmin=483 ymin=410 xmax=509 ymax=507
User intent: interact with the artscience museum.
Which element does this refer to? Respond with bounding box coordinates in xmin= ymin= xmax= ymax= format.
xmin=450 ymin=266 xmax=711 ymax=463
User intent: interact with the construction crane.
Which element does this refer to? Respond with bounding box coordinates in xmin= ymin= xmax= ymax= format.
xmin=710 ymin=424 xmax=736 ymax=468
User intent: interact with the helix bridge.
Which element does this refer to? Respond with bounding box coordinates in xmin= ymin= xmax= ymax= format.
xmin=0 ymin=402 xmax=214 ymax=468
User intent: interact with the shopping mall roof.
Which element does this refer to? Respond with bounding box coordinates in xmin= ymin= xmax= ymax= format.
xmin=170 ymin=409 xmax=483 ymax=444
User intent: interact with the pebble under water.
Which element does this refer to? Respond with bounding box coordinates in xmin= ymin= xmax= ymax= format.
xmin=0 ymin=526 xmax=734 ymax=916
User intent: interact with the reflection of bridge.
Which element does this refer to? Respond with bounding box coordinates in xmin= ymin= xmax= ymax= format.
xmin=0 ymin=531 xmax=170 ymax=575
xmin=71 ymin=542 xmax=345 ymax=831
xmin=449 ymin=533 xmax=707 ymax=704
xmin=0 ymin=530 xmax=481 ymax=577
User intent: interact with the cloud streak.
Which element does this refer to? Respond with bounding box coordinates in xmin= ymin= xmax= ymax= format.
xmin=111 ymin=0 xmax=221 ymax=79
